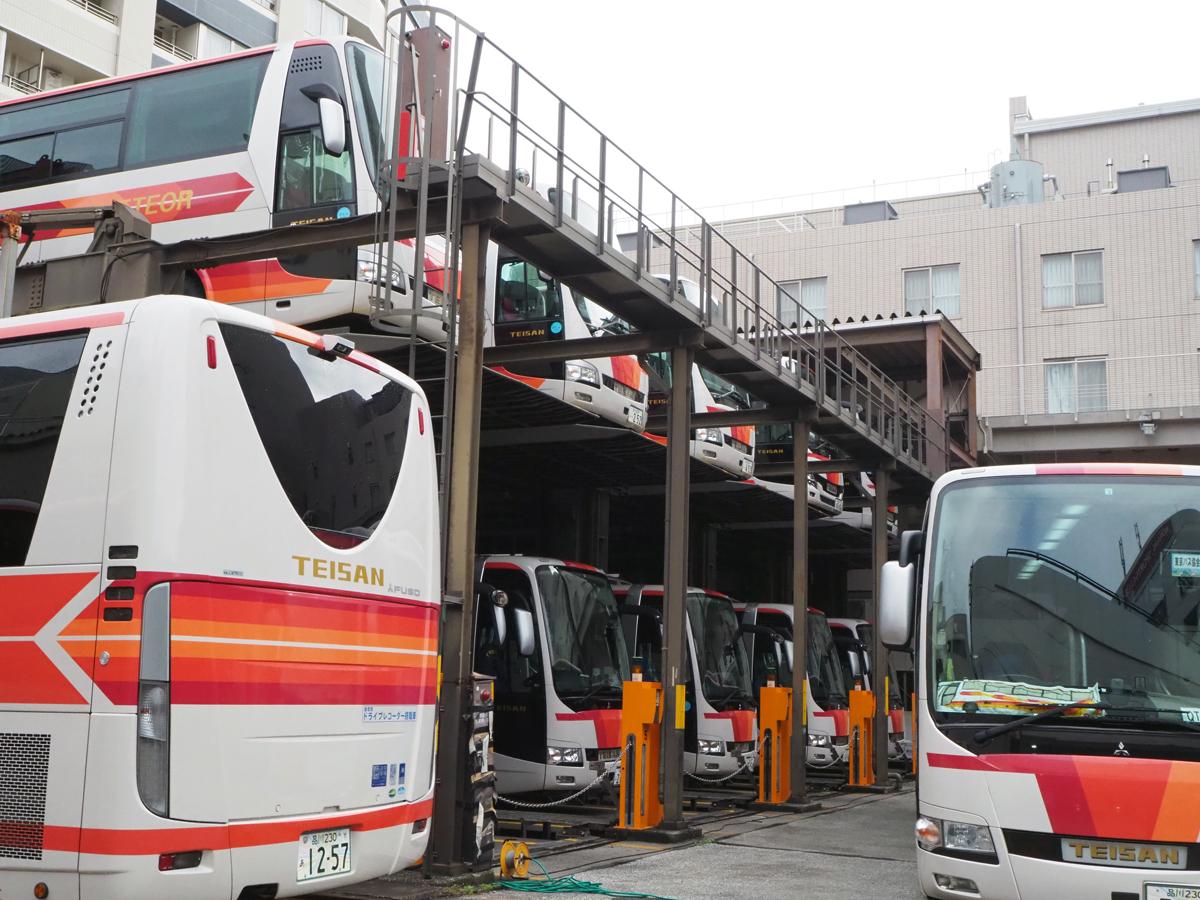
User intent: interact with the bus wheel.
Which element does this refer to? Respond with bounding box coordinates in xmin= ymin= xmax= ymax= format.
xmin=181 ymin=272 xmax=207 ymax=299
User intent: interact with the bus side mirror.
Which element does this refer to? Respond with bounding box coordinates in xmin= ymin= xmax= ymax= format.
xmin=880 ymin=560 xmax=916 ymax=648
xmin=784 ymin=640 xmax=794 ymax=672
xmin=512 ymin=607 xmax=536 ymax=657
xmin=898 ymin=529 xmax=924 ymax=568
xmin=848 ymin=650 xmax=863 ymax=679
xmin=318 ymin=97 xmax=346 ymax=156
xmin=476 ymin=583 xmax=508 ymax=647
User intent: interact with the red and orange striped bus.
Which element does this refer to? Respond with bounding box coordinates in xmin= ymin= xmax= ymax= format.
xmin=0 ymin=296 xmax=439 ymax=898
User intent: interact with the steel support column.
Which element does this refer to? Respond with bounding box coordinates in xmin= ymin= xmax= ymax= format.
xmin=790 ymin=417 xmax=812 ymax=802
xmin=871 ymin=465 xmax=893 ymax=787
xmin=431 ymin=221 xmax=491 ymax=872
xmin=660 ymin=342 xmax=695 ymax=828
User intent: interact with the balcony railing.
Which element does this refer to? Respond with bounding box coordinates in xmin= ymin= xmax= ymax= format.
xmin=2 ymin=72 xmax=39 ymax=94
xmin=980 ymin=352 xmax=1200 ymax=420
xmin=67 ymin=0 xmax=118 ymax=23
xmin=154 ymin=34 xmax=195 ymax=61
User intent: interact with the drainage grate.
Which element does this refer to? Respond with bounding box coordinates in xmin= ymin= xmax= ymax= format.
xmin=0 ymin=733 xmax=51 ymax=860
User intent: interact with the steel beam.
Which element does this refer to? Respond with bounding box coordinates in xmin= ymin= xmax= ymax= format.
xmin=0 ymin=212 xmax=19 ymax=319
xmin=660 ymin=342 xmax=695 ymax=829
xmin=790 ymin=414 xmax=814 ymax=803
xmin=482 ymin=329 xmax=702 ymax=367
xmin=431 ymin=221 xmax=491 ymax=873
xmin=871 ymin=464 xmax=894 ymax=787
xmin=690 ymin=407 xmax=804 ymax=429
xmin=754 ymin=459 xmax=875 ymax=479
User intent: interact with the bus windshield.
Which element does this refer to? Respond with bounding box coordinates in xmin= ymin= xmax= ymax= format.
xmin=537 ymin=566 xmax=630 ymax=706
xmin=929 ymin=476 xmax=1200 ymax=722
xmin=687 ymin=592 xmax=753 ymax=706
xmin=495 ymin=260 xmax=564 ymax=323
xmin=808 ymin=612 xmax=849 ymax=710
xmin=749 ymin=610 xmax=794 ymax=689
xmin=700 ymin=367 xmax=751 ymax=410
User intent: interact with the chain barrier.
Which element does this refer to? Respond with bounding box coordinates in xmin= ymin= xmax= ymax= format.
xmin=685 ymin=739 xmax=762 ymax=784
xmin=495 ymin=765 xmax=618 ymax=810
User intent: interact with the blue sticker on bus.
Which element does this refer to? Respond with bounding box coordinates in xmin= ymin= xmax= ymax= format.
xmin=550 ymin=321 xmax=563 ymax=334
xmin=371 ymin=764 xmax=387 ymax=787
xmin=398 ymin=763 xmax=406 ymax=784
xmin=337 ymin=206 xmax=352 ymax=219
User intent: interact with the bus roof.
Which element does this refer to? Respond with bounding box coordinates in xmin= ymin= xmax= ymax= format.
xmin=0 ymin=38 xmax=332 ymax=111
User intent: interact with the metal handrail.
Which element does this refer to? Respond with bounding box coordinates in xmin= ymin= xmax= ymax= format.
xmin=153 ymin=34 xmax=195 ymax=61
xmin=2 ymin=73 xmax=38 ymax=95
xmin=383 ymin=6 xmax=947 ymax=476
xmin=69 ymin=0 xmax=118 ymax=24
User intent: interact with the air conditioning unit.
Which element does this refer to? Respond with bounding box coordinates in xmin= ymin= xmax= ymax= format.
xmin=41 ymin=68 xmax=65 ymax=89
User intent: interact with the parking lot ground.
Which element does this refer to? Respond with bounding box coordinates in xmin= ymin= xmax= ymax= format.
xmin=322 ymin=784 xmax=920 ymax=900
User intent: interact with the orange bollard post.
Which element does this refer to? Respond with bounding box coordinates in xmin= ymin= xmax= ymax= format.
xmin=617 ymin=680 xmax=663 ymax=831
xmin=757 ymin=685 xmax=792 ymax=805
xmin=847 ymin=688 xmax=876 ymax=788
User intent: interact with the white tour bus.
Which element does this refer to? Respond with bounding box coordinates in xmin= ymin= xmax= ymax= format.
xmin=616 ymin=585 xmax=758 ymax=778
xmin=0 ymin=297 xmax=439 ymax=899
xmin=736 ymin=603 xmax=852 ymax=767
xmin=880 ymin=463 xmax=1200 ymax=900
xmin=482 ymin=248 xmax=650 ymax=432
xmin=472 ymin=555 xmax=628 ymax=795
xmin=826 ymin=617 xmax=907 ymax=760
xmin=0 ymin=35 xmax=437 ymax=330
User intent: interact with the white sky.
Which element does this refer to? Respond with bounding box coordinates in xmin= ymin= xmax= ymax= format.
xmin=441 ymin=0 xmax=1200 ymax=217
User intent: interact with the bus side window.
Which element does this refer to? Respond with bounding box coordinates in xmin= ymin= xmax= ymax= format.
xmin=276 ymin=129 xmax=353 ymax=212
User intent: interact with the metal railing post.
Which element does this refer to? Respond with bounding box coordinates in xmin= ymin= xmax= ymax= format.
xmin=506 ymin=62 xmax=519 ymax=197
xmin=554 ymin=101 xmax=565 ymax=227
xmin=596 ymin=136 xmax=607 ymax=252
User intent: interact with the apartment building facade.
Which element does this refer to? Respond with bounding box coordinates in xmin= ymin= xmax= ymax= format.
xmin=0 ymin=0 xmax=387 ymax=100
xmin=711 ymin=95 xmax=1200 ymax=462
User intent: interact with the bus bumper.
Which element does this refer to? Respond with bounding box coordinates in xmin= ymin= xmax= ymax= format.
xmin=919 ymin=840 xmax=1200 ymax=900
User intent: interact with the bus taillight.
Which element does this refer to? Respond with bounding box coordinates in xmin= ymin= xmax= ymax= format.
xmin=137 ymin=584 xmax=171 ymax=817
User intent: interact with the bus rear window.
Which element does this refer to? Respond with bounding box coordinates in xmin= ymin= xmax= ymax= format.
xmin=219 ymin=324 xmax=413 ymax=547
xmin=0 ymin=333 xmax=86 ymax=567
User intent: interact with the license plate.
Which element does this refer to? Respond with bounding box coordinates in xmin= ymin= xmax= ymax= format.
xmin=627 ymin=407 xmax=645 ymax=427
xmin=1146 ymin=886 xmax=1200 ymax=900
xmin=297 ymin=827 xmax=351 ymax=882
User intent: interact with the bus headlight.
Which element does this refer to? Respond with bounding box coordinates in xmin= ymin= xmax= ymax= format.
xmin=807 ymin=733 xmax=831 ymax=747
xmin=565 ymin=361 xmax=601 ymax=388
xmin=943 ymin=820 xmax=996 ymax=854
xmin=916 ymin=816 xmax=995 ymax=854
xmin=547 ymin=746 xmax=585 ymax=767
xmin=696 ymin=427 xmax=723 ymax=445
xmin=358 ymin=259 xmax=408 ymax=292
xmin=697 ymin=739 xmax=725 ymax=756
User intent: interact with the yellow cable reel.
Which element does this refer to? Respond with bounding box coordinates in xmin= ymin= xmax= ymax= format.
xmin=499 ymin=840 xmax=531 ymax=879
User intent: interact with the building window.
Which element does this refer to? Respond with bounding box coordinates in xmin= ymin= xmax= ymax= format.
xmin=1045 ymin=357 xmax=1107 ymax=414
xmin=1043 ymin=250 xmax=1103 ymax=308
xmin=306 ymin=0 xmax=347 ymax=35
xmin=903 ymin=264 xmax=959 ymax=316
xmin=777 ymin=277 xmax=826 ymax=327
xmin=1193 ymin=241 xmax=1200 ymax=297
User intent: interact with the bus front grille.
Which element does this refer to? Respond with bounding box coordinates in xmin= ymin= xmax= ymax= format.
xmin=0 ymin=733 xmax=50 ymax=860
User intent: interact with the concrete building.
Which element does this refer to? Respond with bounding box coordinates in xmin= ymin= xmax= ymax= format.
xmin=0 ymin=0 xmax=388 ymax=100
xmin=705 ymin=95 xmax=1200 ymax=463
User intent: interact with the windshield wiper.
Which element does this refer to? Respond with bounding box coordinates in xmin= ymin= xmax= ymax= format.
xmin=973 ymin=700 xmax=1110 ymax=744
xmin=568 ymin=683 xmax=621 ymax=705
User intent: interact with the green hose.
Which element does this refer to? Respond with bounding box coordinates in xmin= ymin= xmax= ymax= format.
xmin=497 ymin=857 xmax=680 ymax=899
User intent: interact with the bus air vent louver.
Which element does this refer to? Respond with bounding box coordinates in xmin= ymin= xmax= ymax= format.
xmin=289 ymin=54 xmax=323 ymax=74
xmin=0 ymin=733 xmax=51 ymax=860
xmin=79 ymin=339 xmax=111 ymax=418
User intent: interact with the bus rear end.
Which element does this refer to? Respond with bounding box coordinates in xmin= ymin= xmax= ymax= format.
xmin=0 ymin=297 xmax=439 ymax=899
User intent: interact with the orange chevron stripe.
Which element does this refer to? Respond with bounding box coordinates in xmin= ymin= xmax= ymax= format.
xmin=169 ymin=639 xmax=435 ymax=668
xmin=171 ymin=619 xmax=436 ymax=652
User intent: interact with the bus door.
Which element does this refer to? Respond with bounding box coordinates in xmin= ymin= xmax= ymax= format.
xmin=473 ymin=564 xmax=548 ymax=789
xmin=271 ymin=43 xmax=357 ymax=310
xmin=0 ymin=316 xmax=124 ymax=889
